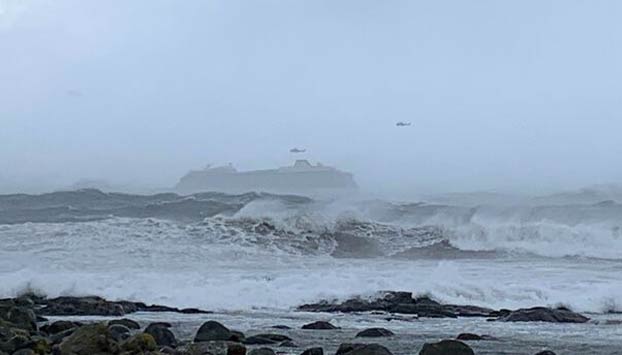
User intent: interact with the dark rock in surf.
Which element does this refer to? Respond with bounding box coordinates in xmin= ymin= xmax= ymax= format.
xmin=336 ymin=343 xmax=393 ymax=355
xmin=301 ymin=347 xmax=323 ymax=355
xmin=229 ymin=330 xmax=246 ymax=342
xmin=456 ymin=333 xmax=495 ymax=341
xmin=298 ymin=291 xmax=494 ymax=319
xmin=419 ymin=340 xmax=474 ymax=355
xmin=248 ymin=348 xmax=276 ymax=355
xmin=355 ymin=328 xmax=394 ymax=338
xmin=499 ymin=307 xmax=589 ymax=323
xmin=301 ymin=321 xmax=339 ymax=330
xmin=186 ymin=341 xmax=245 ymax=355
xmin=108 ymin=318 xmax=140 ymax=330
xmin=271 ymin=325 xmax=291 ymax=330
xmin=534 ymin=351 xmax=556 ymax=355
xmin=145 ymin=322 xmax=177 ymax=347
xmin=243 ymin=334 xmax=291 ymax=345
xmin=280 ymin=340 xmax=298 ymax=347
xmin=194 ymin=321 xmax=232 ymax=342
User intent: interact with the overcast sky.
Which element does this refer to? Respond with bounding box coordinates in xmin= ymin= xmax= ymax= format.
xmin=1 ymin=0 xmax=621 ymax=196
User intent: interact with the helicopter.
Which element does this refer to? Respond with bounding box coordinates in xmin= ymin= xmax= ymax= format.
xmin=396 ymin=121 xmax=412 ymax=127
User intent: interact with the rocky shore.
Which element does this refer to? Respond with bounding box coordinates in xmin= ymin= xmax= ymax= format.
xmin=0 ymin=291 xmax=595 ymax=355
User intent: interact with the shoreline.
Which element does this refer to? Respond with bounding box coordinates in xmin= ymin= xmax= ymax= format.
xmin=3 ymin=292 xmax=622 ymax=355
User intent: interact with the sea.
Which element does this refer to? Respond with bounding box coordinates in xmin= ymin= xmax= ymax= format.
xmin=1 ymin=189 xmax=621 ymax=354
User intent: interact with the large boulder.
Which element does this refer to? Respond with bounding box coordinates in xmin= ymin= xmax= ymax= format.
xmin=243 ymin=334 xmax=291 ymax=345
xmin=107 ymin=324 xmax=131 ymax=342
xmin=145 ymin=322 xmax=177 ymax=347
xmin=456 ymin=333 xmax=495 ymax=341
xmin=355 ymin=328 xmax=394 ymax=338
xmin=186 ymin=341 xmax=246 ymax=355
xmin=3 ymin=308 xmax=36 ymax=332
xmin=419 ymin=340 xmax=474 ymax=355
xmin=336 ymin=343 xmax=392 ymax=355
xmin=194 ymin=321 xmax=232 ymax=342
xmin=499 ymin=307 xmax=589 ymax=323
xmin=41 ymin=321 xmax=81 ymax=335
xmin=301 ymin=321 xmax=338 ymax=330
xmin=301 ymin=348 xmax=323 ymax=355
xmin=120 ymin=333 xmax=157 ymax=353
xmin=108 ymin=318 xmax=140 ymax=330
xmin=58 ymin=323 xmax=119 ymax=355
xmin=248 ymin=348 xmax=276 ymax=355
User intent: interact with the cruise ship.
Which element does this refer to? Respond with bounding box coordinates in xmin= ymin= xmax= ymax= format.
xmin=175 ymin=160 xmax=357 ymax=195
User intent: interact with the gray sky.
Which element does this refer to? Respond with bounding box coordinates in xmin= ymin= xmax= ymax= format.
xmin=1 ymin=0 xmax=621 ymax=196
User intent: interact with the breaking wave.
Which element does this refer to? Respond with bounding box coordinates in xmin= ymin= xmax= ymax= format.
xmin=1 ymin=189 xmax=622 ymax=314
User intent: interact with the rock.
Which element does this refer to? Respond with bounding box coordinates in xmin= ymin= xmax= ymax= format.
xmin=186 ymin=341 xmax=244 ymax=355
xmin=335 ymin=343 xmax=392 ymax=355
xmin=243 ymin=334 xmax=291 ymax=345
xmin=534 ymin=352 xmax=556 ymax=355
xmin=301 ymin=347 xmax=323 ymax=355
xmin=40 ymin=321 xmax=81 ymax=335
xmin=160 ymin=346 xmax=182 ymax=355
xmin=58 ymin=323 xmax=119 ymax=355
xmin=0 ymin=335 xmax=30 ymax=354
xmin=248 ymin=348 xmax=276 ymax=355
xmin=145 ymin=322 xmax=177 ymax=347
xmin=499 ymin=307 xmax=589 ymax=323
xmin=298 ymin=291 xmax=494 ymax=319
xmin=301 ymin=321 xmax=339 ymax=330
xmin=108 ymin=318 xmax=140 ymax=330
xmin=107 ymin=324 xmax=131 ymax=342
xmin=456 ymin=333 xmax=495 ymax=341
xmin=355 ymin=328 xmax=394 ymax=338
xmin=279 ymin=340 xmax=298 ymax=347
xmin=227 ymin=343 xmax=247 ymax=355
xmin=37 ymin=296 xmax=210 ymax=317
xmin=194 ymin=321 xmax=232 ymax=342
xmin=11 ymin=349 xmax=35 ymax=355
xmin=228 ymin=330 xmax=245 ymax=342
xmin=120 ymin=333 xmax=157 ymax=353
xmin=3 ymin=308 xmax=36 ymax=332
xmin=419 ymin=340 xmax=474 ymax=355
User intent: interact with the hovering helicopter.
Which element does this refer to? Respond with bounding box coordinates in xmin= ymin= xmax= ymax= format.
xmin=290 ymin=148 xmax=306 ymax=153
xmin=396 ymin=121 xmax=412 ymax=127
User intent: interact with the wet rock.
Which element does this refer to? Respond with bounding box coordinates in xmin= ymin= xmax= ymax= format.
xmin=279 ymin=340 xmax=298 ymax=348
xmin=248 ymin=348 xmax=276 ymax=355
xmin=38 ymin=296 xmax=210 ymax=317
xmin=298 ymin=291 xmax=494 ymax=319
xmin=3 ymin=308 xmax=36 ymax=332
xmin=58 ymin=323 xmax=119 ymax=355
xmin=456 ymin=333 xmax=495 ymax=341
xmin=120 ymin=333 xmax=157 ymax=353
xmin=0 ymin=335 xmax=30 ymax=354
xmin=107 ymin=324 xmax=131 ymax=342
xmin=108 ymin=318 xmax=140 ymax=330
xmin=301 ymin=321 xmax=339 ymax=330
xmin=145 ymin=322 xmax=177 ymax=347
xmin=227 ymin=343 xmax=247 ymax=355
xmin=419 ymin=340 xmax=474 ymax=355
xmin=499 ymin=307 xmax=589 ymax=323
xmin=534 ymin=352 xmax=556 ymax=355
xmin=40 ymin=321 xmax=81 ymax=335
xmin=336 ymin=343 xmax=392 ymax=355
xmin=301 ymin=347 xmax=323 ymax=355
xmin=186 ymin=341 xmax=245 ymax=355
xmin=11 ymin=349 xmax=35 ymax=355
xmin=270 ymin=325 xmax=291 ymax=330
xmin=355 ymin=328 xmax=394 ymax=338
xmin=194 ymin=321 xmax=232 ymax=342
xmin=228 ymin=330 xmax=246 ymax=342
xmin=243 ymin=334 xmax=291 ymax=345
